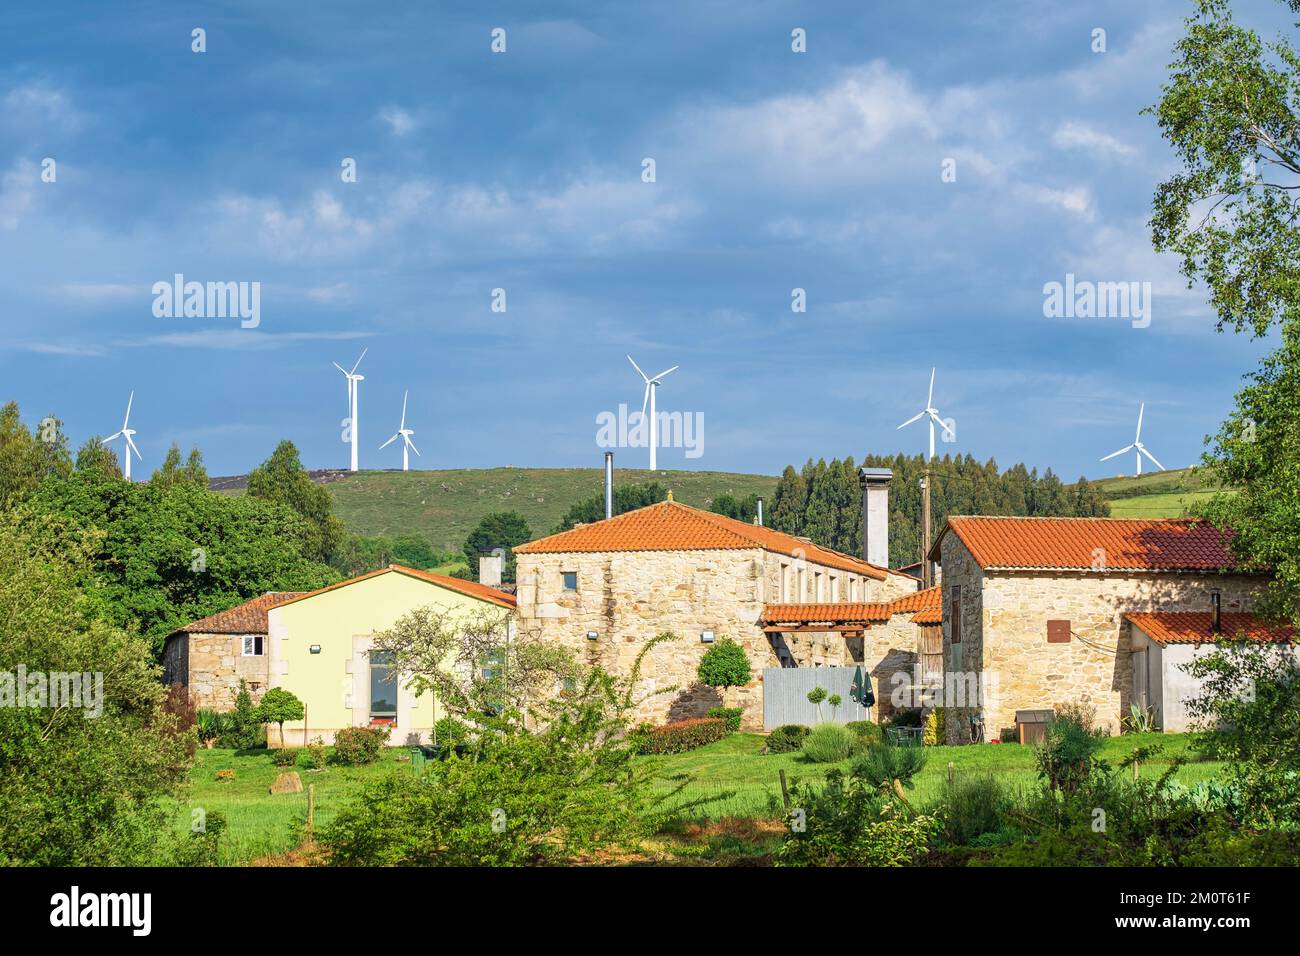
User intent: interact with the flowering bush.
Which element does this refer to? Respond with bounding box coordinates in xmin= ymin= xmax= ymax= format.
xmin=639 ymin=717 xmax=728 ymax=755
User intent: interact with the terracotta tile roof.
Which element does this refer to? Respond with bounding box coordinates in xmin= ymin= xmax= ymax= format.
xmin=911 ymin=607 xmax=942 ymax=625
xmin=1125 ymin=612 xmax=1296 ymax=646
xmin=516 ymin=500 xmax=896 ymax=580
xmin=177 ymin=591 xmax=306 ymax=635
xmin=760 ymin=602 xmax=893 ymax=626
xmin=760 ymin=586 xmax=942 ymax=629
xmin=934 ymin=516 xmax=1237 ymax=572
xmin=273 ymin=565 xmax=517 ymax=612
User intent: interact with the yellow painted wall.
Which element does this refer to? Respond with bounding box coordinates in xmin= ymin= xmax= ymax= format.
xmin=266 ymin=570 xmax=508 ymax=747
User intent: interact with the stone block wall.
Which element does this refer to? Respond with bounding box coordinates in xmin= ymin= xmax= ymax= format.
xmin=177 ymin=632 xmax=271 ymax=710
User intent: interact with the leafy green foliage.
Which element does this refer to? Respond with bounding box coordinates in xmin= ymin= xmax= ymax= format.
xmin=1183 ymin=636 xmax=1300 ymax=826
xmin=246 ymin=440 xmax=345 ymax=563
xmin=0 ymin=508 xmax=192 ymax=865
xmin=845 ymin=720 xmax=882 ymax=745
xmin=640 ymin=717 xmax=729 ymax=754
xmin=218 ymin=681 xmax=265 ymax=751
xmin=330 ymin=726 xmax=389 ymax=766
xmin=552 ymin=481 xmax=668 ymax=533
xmin=709 ymin=492 xmax=758 ymax=523
xmin=696 ymin=637 xmax=751 ymax=694
xmin=854 ymin=743 xmax=928 ymax=794
xmin=257 ymin=688 xmax=305 ymax=744
xmin=934 ymin=775 xmax=1010 ymax=846
xmin=706 ymin=706 xmax=744 ymax=732
xmin=1035 ymin=701 xmax=1107 ymax=794
xmin=462 ymin=511 xmax=531 ymax=582
xmin=800 ymin=723 xmax=857 ymax=763
xmin=765 ymin=724 xmax=811 ymax=754
xmin=0 ymin=402 xmax=71 ymax=506
xmin=151 ymin=443 xmax=209 ymax=491
xmin=272 ymin=748 xmax=299 ymax=767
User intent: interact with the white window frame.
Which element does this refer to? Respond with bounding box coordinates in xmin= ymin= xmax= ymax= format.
xmin=242 ymin=635 xmax=265 ymax=657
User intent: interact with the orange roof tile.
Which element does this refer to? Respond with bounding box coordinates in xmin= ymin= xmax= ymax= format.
xmin=516 ymin=500 xmax=894 ymax=579
xmin=177 ymin=591 xmax=306 ymax=635
xmin=760 ymin=603 xmax=893 ymax=626
xmin=934 ymin=516 xmax=1237 ymax=572
xmin=273 ymin=565 xmax=516 ymax=612
xmin=888 ymin=585 xmax=941 ymax=614
xmin=911 ymin=607 xmax=942 ymax=626
xmin=1125 ymin=612 xmax=1295 ymax=646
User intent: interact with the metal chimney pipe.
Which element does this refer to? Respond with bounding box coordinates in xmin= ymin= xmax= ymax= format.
xmin=755 ymin=496 xmax=764 ymax=526
xmin=1211 ymin=589 xmax=1221 ymax=635
xmin=604 ymin=452 xmax=614 ymax=520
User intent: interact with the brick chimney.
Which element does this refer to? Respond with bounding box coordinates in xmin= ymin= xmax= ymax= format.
xmin=858 ymin=467 xmax=892 ymax=568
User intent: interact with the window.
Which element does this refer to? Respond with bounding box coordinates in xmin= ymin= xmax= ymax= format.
xmin=241 ymin=635 xmax=264 ymax=656
xmin=830 ymin=576 xmax=839 ymax=602
xmin=369 ymin=650 xmax=398 ymax=720
xmin=950 ymin=585 xmax=962 ymax=645
xmin=562 ymin=571 xmax=578 ymax=592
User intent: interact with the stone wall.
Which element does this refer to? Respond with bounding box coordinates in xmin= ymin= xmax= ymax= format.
xmin=514 ymin=547 xmax=912 ymax=730
xmin=861 ymin=614 xmax=923 ymax=721
xmin=939 ymin=533 xmax=1265 ymax=742
xmin=178 ymin=632 xmax=271 ymax=710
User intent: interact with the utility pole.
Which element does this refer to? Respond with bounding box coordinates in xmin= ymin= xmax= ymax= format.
xmin=920 ymin=471 xmax=933 ymax=589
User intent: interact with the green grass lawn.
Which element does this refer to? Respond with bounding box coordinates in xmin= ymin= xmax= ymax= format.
xmin=184 ymin=732 xmax=1222 ymax=864
xmin=1105 ymin=490 xmax=1223 ymax=518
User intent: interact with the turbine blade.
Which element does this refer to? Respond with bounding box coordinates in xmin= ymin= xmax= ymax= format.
xmin=626 ymin=354 xmax=649 ymax=383
xmin=350 ymin=347 xmax=368 ymax=375
xmin=1100 ymin=445 xmax=1133 ymax=462
xmin=929 ymin=409 xmax=954 ymax=439
xmin=650 ymin=365 xmax=679 ymax=382
xmin=400 ymin=390 xmax=408 ymax=429
xmin=102 ymin=431 xmax=122 ymax=443
xmin=333 ymin=362 xmax=348 ymax=375
xmin=897 ymin=410 xmax=926 ymax=430
xmin=927 ymin=368 xmax=935 ymax=408
xmin=1139 ymin=446 xmax=1165 ymax=471
xmin=379 ymin=433 xmax=399 ymax=450
xmin=639 ymin=383 xmax=650 ymax=420
xmin=123 ymin=390 xmax=134 ymax=429
xmin=1135 ymin=402 xmax=1144 ymax=442
xmin=125 ymin=435 xmax=142 ymax=460
xmin=405 ymin=436 xmax=420 ymax=456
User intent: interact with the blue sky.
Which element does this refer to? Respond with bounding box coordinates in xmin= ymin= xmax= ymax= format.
xmin=0 ymin=0 xmax=1287 ymax=478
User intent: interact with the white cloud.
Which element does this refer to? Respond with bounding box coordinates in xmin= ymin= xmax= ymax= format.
xmin=54 ymin=282 xmax=138 ymax=303
xmin=3 ymin=83 xmax=83 ymax=131
xmin=0 ymin=160 xmax=36 ymax=230
xmin=1051 ymin=120 xmax=1137 ymax=159
xmin=125 ymin=330 xmax=374 ymax=350
xmin=1017 ymin=183 xmax=1097 ymax=221
xmin=378 ymin=106 xmax=417 ymax=137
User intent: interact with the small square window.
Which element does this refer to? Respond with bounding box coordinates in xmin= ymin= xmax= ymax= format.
xmin=562 ymin=571 xmax=578 ymax=591
xmin=242 ymin=635 xmax=265 ymax=656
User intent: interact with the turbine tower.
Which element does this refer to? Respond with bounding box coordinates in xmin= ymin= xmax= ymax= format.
xmin=102 ymin=391 xmax=142 ymax=481
xmin=333 ymin=348 xmax=367 ymax=472
xmin=896 ymin=368 xmax=955 ymax=588
xmin=1100 ymin=402 xmax=1166 ymax=476
xmin=627 ymin=355 xmax=678 ymax=471
xmin=379 ymin=389 xmax=420 ymax=472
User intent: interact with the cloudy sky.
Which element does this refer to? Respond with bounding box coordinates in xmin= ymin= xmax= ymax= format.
xmin=0 ymin=0 xmax=1288 ymax=478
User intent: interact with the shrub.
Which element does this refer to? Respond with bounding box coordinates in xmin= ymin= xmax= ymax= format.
xmin=935 ymin=775 xmax=1008 ymax=846
xmin=217 ymin=680 xmax=265 ymax=750
xmin=706 ymin=707 xmax=744 ymax=733
xmin=923 ymin=708 xmax=946 ymax=746
xmin=884 ymin=708 xmax=923 ymax=728
xmin=433 ymin=717 xmax=470 ymax=747
xmin=196 ymin=709 xmax=227 ymax=747
xmin=163 ymin=683 xmax=199 ymax=759
xmin=697 ymin=638 xmax=752 ymax=698
xmin=272 ymin=748 xmax=299 ymax=767
xmin=256 ymin=688 xmax=305 ymax=746
xmin=1036 ymin=703 xmax=1105 ymax=793
xmin=299 ymin=739 xmax=327 ymax=770
xmin=854 ymin=744 xmax=927 ymax=797
xmin=845 ymin=721 xmax=882 ymax=745
xmin=640 ymin=717 xmax=729 ymax=755
xmin=331 ymin=726 xmax=389 ymax=766
xmin=765 ymin=724 xmax=810 ymax=754
xmin=800 ymin=723 xmax=857 ymax=763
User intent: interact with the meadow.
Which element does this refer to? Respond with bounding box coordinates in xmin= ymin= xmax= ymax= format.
xmin=180 ymin=731 xmax=1221 ymax=865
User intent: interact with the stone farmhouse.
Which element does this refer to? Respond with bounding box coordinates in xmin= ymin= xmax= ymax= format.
xmin=931 ymin=515 xmax=1271 ymax=742
xmin=162 ymin=591 xmax=305 ymax=709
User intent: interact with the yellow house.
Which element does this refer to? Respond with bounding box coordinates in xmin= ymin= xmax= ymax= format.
xmin=265 ymin=564 xmax=516 ymax=747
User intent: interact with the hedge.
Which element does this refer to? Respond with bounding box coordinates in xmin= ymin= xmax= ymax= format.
xmin=639 ymin=717 xmax=729 ymax=755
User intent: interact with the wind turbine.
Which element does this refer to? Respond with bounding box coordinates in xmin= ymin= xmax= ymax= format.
xmin=1100 ymin=402 xmax=1165 ymax=476
xmin=379 ymin=389 xmax=420 ymax=471
xmin=333 ymin=348 xmax=367 ymax=472
xmin=896 ymin=368 xmax=954 ymax=589
xmin=627 ymin=354 xmax=678 ymax=471
xmin=896 ymin=367 xmax=955 ymax=461
xmin=103 ymin=391 xmax=142 ymax=481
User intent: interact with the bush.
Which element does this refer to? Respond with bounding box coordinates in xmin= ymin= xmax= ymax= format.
xmin=697 ymin=638 xmax=752 ymax=696
xmin=196 ymin=709 xmax=227 ymax=747
xmin=299 ymin=739 xmax=327 ymax=770
xmin=1036 ymin=702 xmax=1105 ymax=793
xmin=433 ymin=717 xmax=470 ymax=747
xmin=935 ymin=775 xmax=1008 ymax=846
xmin=923 ymin=708 xmax=946 ymax=746
xmin=765 ymin=724 xmax=810 ymax=754
xmin=706 ymin=707 xmax=744 ymax=733
xmin=883 ymin=708 xmax=923 ymax=728
xmin=639 ymin=717 xmax=728 ymax=755
xmin=272 ymin=748 xmax=299 ymax=767
xmin=800 ymin=723 xmax=857 ymax=763
xmin=256 ymin=687 xmax=305 ymax=746
xmin=331 ymin=726 xmax=389 ymax=766
xmin=217 ymin=680 xmax=265 ymax=750
xmin=854 ymin=744 xmax=927 ymax=795
xmin=845 ymin=721 xmax=882 ymax=745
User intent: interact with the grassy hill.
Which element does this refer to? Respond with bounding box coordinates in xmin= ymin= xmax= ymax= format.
xmin=320 ymin=467 xmax=779 ymax=552
xmin=1090 ymin=466 xmax=1228 ymax=519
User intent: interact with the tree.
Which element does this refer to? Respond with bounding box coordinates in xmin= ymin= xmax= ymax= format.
xmin=0 ymin=507 xmax=192 ymax=864
xmin=462 ymin=511 xmax=532 ymax=582
xmin=151 ymin=443 xmax=209 ymax=490
xmin=74 ymin=437 xmax=119 ymax=479
xmin=247 ymin=440 xmax=345 ymax=563
xmin=768 ymin=465 xmax=807 ymax=536
xmin=553 ymin=481 xmax=668 ymax=533
xmin=710 ymin=492 xmax=758 ymax=524
xmin=257 ymin=688 xmax=305 ymax=746
xmin=696 ymin=637 xmax=752 ymax=707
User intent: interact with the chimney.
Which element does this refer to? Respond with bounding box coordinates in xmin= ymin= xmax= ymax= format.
xmin=858 ymin=467 xmax=892 ymax=568
xmin=604 ymin=452 xmax=614 ymax=520
xmin=478 ymin=550 xmax=503 ymax=588
xmin=756 ymin=496 xmax=764 ymax=527
xmin=1211 ymin=589 xmax=1222 ymax=635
